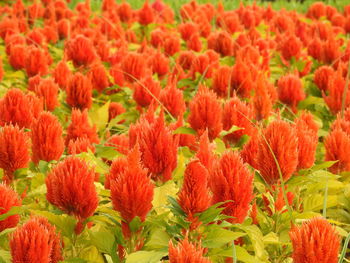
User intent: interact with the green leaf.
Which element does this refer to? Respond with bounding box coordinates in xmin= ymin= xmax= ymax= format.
xmin=202 ymin=225 xmax=246 ymax=248
xmin=173 ymin=126 xmax=196 ymax=135
xmin=220 ymin=125 xmax=243 ymax=137
xmin=145 ymin=229 xmax=170 ymax=250
xmin=126 ymin=250 xmax=167 ymax=263
xmin=14 ymin=168 xmax=28 ymax=179
xmin=79 ymin=246 xmax=105 ymax=263
xmin=214 ymin=138 xmax=226 ymax=154
xmin=61 ymin=259 xmax=88 ymax=263
xmin=311 ymin=161 xmax=339 ymax=171
xmin=89 ymin=101 xmax=110 ymax=132
xmin=152 ymin=181 xmax=178 ymax=214
xmin=167 ymin=196 xmax=186 ymax=217
xmin=129 ymin=216 xmax=142 ymax=233
xmin=0 ymin=249 xmax=11 ymax=263
xmin=95 ymin=144 xmax=122 ymax=160
xmin=0 ymin=206 xmax=23 ymax=221
xmin=197 ymin=202 xmax=227 ymax=224
xmin=88 ymin=225 xmax=116 ymax=255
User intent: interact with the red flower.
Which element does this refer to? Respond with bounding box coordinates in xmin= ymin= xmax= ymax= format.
xmin=210 ymin=151 xmax=254 ymax=224
xmin=325 ymin=128 xmax=350 ymax=174
xmin=148 ymin=51 xmax=170 ymax=78
xmin=26 ymin=93 xmax=43 ymax=120
xmin=105 ymin=134 xmax=129 ymax=155
xmin=280 ymin=34 xmax=302 ymax=61
xmin=179 ymin=22 xmax=198 ymax=41
xmin=110 ymin=144 xmax=154 ymax=234
xmin=159 ymin=83 xmax=186 ymax=118
xmin=65 ymin=35 xmax=97 ymax=68
xmin=195 ymin=130 xmax=216 ymax=173
xmin=168 ymin=238 xmax=211 ymax=263
xmin=190 ymin=54 xmax=213 ymax=79
xmin=314 ymin=66 xmax=334 ymax=92
xmin=34 ymin=78 xmax=59 ymax=111
xmin=188 ymin=86 xmax=222 ymax=141
xmin=46 ymin=157 xmax=98 ymax=233
xmin=53 ymin=60 xmax=71 ymax=89
xmin=212 ymin=65 xmax=232 ymax=98
xmin=257 ymin=120 xmax=298 ymax=185
xmin=0 ymin=58 xmax=3 ymax=82
xmin=164 ymin=35 xmax=181 ymax=56
xmin=178 ymin=160 xmax=211 ymax=229
xmin=105 ymin=157 xmax=127 ymax=190
xmin=295 ymin=112 xmax=318 ymax=170
xmin=209 ymin=31 xmax=234 ymax=57
xmin=177 ymin=50 xmax=196 ymax=71
xmin=241 ymin=134 xmax=259 ymax=169
xmin=31 ymin=112 xmax=64 ymax=164
xmin=132 ymin=112 xmax=178 ymax=182
xmin=138 ymin=0 xmax=154 ymax=26
xmin=133 ymin=75 xmax=161 ymax=108
xmin=307 ymin=2 xmax=327 ymax=19
xmin=289 ymin=217 xmax=340 ymax=263
xmin=0 ymin=88 xmax=33 ymax=128
xmin=277 ymin=74 xmax=305 ymax=113
xmin=323 ymin=68 xmax=350 ymax=114
xmin=66 ymin=72 xmax=92 ymax=110
xmin=0 ymin=125 xmax=30 ymax=183
xmin=110 ymin=65 xmax=125 ymax=87
xmin=0 ymin=184 xmax=21 ymax=231
xmin=88 ymin=62 xmax=110 ymax=93
xmin=222 ymin=95 xmax=255 ymax=144
xmin=231 ymin=59 xmax=254 ymax=98
xmin=10 ymin=216 xmax=63 ymax=263
xmin=117 ymin=2 xmax=132 ymax=23
xmin=121 ymin=52 xmax=147 ymax=82
xmin=57 ymin=19 xmax=70 ymax=39
xmin=68 ymin=137 xmax=95 ymax=155
xmin=187 ymin=33 xmax=202 ymax=52
xmin=65 ymin=108 xmax=99 ymax=145
xmin=8 ymin=44 xmax=26 ymax=70
xmin=25 ymin=46 xmax=48 ymax=77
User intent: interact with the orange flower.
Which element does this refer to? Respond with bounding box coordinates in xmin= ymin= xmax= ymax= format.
xmin=133 ymin=75 xmax=161 ymax=108
xmin=24 ymin=46 xmax=48 ymax=77
xmin=0 ymin=125 xmax=30 ymax=183
xmin=307 ymin=2 xmax=326 ymax=19
xmin=314 ymin=65 xmax=334 ymax=92
xmin=10 ymin=216 xmax=63 ymax=263
xmin=149 ymin=51 xmax=170 ymax=78
xmin=222 ymin=95 xmax=255 ymax=144
xmin=66 ymin=72 xmax=92 ymax=110
xmin=57 ymin=19 xmax=70 ymax=39
xmin=134 ymin=112 xmax=178 ymax=182
xmin=210 ymin=151 xmax=253 ymax=223
xmin=31 ymin=112 xmax=64 ymax=164
xmin=295 ymin=112 xmax=319 ymax=170
xmin=257 ymin=120 xmax=298 ymax=185
xmin=253 ymin=74 xmax=277 ymax=121
xmin=179 ymin=22 xmax=198 ymax=41
xmin=277 ymin=74 xmax=305 ymax=113
xmin=177 ymin=50 xmax=196 ymax=71
xmin=68 ymin=137 xmax=95 ymax=155
xmin=164 ymin=35 xmax=181 ymax=56
xmin=195 ymin=130 xmax=216 ymax=173
xmin=188 ymin=86 xmax=222 ymax=141
xmin=46 ymin=157 xmax=98 ymax=233
xmin=280 ymin=33 xmax=302 ymax=61
xmin=110 ymin=145 xmax=154 ymax=235
xmin=138 ymin=0 xmax=154 ymax=26
xmin=105 ymin=157 xmax=127 ymax=190
xmin=65 ymin=108 xmax=99 ymax=145
xmin=117 ymin=2 xmax=133 ymax=23
xmin=325 ymin=128 xmax=350 ymax=174
xmin=108 ymin=102 xmax=125 ymax=122
xmin=0 ymin=184 xmax=21 ymax=232
xmin=65 ymin=35 xmax=97 ymax=68
xmin=9 ymin=44 xmax=26 ymax=70
xmin=289 ymin=217 xmax=340 ymax=263
xmin=212 ymin=65 xmax=232 ymax=98
xmin=34 ymin=78 xmax=59 ymax=111
xmin=210 ymin=31 xmax=234 ymax=57
xmin=168 ymin=238 xmax=211 ymax=263
xmin=159 ymin=83 xmax=186 ymax=118
xmin=178 ymin=160 xmax=211 ymax=229
xmin=231 ymin=58 xmax=254 ymax=98
xmin=121 ymin=52 xmax=147 ymax=82
xmin=26 ymin=93 xmax=43 ymax=120
xmin=110 ymin=65 xmax=125 ymax=87
xmin=53 ymin=60 xmax=71 ymax=89
xmin=187 ymin=33 xmax=202 ymax=52
xmin=241 ymin=134 xmax=259 ymax=169
xmin=88 ymin=62 xmax=110 ymax=93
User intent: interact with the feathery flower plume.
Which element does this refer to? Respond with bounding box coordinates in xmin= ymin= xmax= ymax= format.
xmin=195 ymin=130 xmax=216 ymax=173
xmin=121 ymin=52 xmax=147 ymax=82
xmin=66 ymin=72 xmax=92 ymax=110
xmin=133 ymin=75 xmax=161 ymax=108
xmin=0 ymin=125 xmax=30 ymax=183
xmin=65 ymin=34 xmax=97 ymax=68
xmin=188 ymin=85 xmax=222 ymax=141
xmin=10 ymin=216 xmax=63 ymax=263
xmin=159 ymin=83 xmax=186 ymax=118
xmin=289 ymin=217 xmax=340 ymax=263
xmin=46 ymin=157 xmax=98 ymax=234
xmin=34 ymin=78 xmax=59 ymax=111
xmin=178 ymin=160 xmax=211 ymax=229
xmin=210 ymin=151 xmax=253 ymax=223
xmin=168 ymin=237 xmax=211 ymax=263
xmin=277 ymin=74 xmax=305 ymax=113
xmin=88 ymin=62 xmax=110 ymax=93
xmin=314 ymin=65 xmax=334 ymax=92
xmin=0 ymin=184 xmax=21 ymax=231
xmin=24 ymin=46 xmax=48 ymax=77
xmin=31 ymin=112 xmax=64 ymax=164
xmin=65 ymin=108 xmax=99 ymax=146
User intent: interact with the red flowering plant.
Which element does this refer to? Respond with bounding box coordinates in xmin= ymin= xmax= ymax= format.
xmin=0 ymin=0 xmax=350 ymax=262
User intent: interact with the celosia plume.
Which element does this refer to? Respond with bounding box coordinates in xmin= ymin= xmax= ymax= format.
xmin=0 ymin=183 xmax=21 ymax=231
